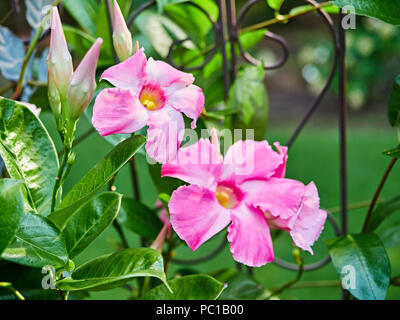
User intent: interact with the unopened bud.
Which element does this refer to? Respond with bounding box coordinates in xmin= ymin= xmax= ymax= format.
xmin=47 ymin=7 xmax=73 ymax=97
xmin=112 ymin=0 xmax=133 ymax=61
xmin=67 ymin=38 xmax=103 ymax=120
xmin=48 ymin=75 xmax=62 ymax=125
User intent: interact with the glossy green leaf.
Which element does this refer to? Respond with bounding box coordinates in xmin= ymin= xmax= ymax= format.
xmin=117 ymin=197 xmax=163 ymax=240
xmin=63 ymin=0 xmax=99 ymax=35
xmin=332 ymin=0 xmax=400 ymax=25
xmin=157 ymin=0 xmax=188 ymax=13
xmin=227 ymin=65 xmax=269 ymax=140
xmin=2 ymin=212 xmax=69 ymax=268
xmin=326 ymin=234 xmax=391 ymax=300
xmin=0 ymin=97 xmax=58 ymax=215
xmin=0 ymin=179 xmax=24 ymax=255
xmin=365 ymin=195 xmax=400 ymax=232
xmin=383 ymin=145 xmax=400 ymax=158
xmin=48 ymin=135 xmax=146 ymax=229
xmin=61 ymin=192 xmax=122 ymax=259
xmin=218 ymin=273 xmax=264 ymax=300
xmin=142 ymin=274 xmax=224 ymax=300
xmin=56 ymin=248 xmax=169 ymax=292
xmin=267 ymin=0 xmax=284 ymax=11
xmin=388 ymin=75 xmax=400 ymax=127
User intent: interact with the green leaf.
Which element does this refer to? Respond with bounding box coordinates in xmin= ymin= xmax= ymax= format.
xmin=135 ymin=10 xmax=190 ymax=58
xmin=0 ymin=179 xmax=24 ymax=255
xmin=2 ymin=212 xmax=69 ymax=268
xmin=218 ymin=273 xmax=264 ymax=300
xmin=48 ymin=135 xmax=146 ymax=229
xmin=62 ymin=0 xmax=99 ymax=35
xmin=365 ymin=195 xmax=400 ymax=232
xmin=332 ymin=0 xmax=400 ymax=25
xmin=326 ymin=234 xmax=391 ymax=300
xmin=157 ymin=0 xmax=188 ymax=13
xmin=61 ymin=192 xmax=122 ymax=259
xmin=267 ymin=0 xmax=284 ymax=11
xmin=388 ymin=75 xmax=400 ymax=127
xmin=142 ymin=274 xmax=224 ymax=300
xmin=117 ymin=197 xmax=163 ymax=240
xmin=56 ymin=248 xmax=169 ymax=292
xmin=0 ymin=96 xmax=58 ymax=215
xmin=227 ymin=65 xmax=269 ymax=140
xmin=164 ymin=0 xmax=219 ymax=47
xmin=378 ymin=222 xmax=400 ymax=249
xmin=383 ymin=145 xmax=400 ymax=158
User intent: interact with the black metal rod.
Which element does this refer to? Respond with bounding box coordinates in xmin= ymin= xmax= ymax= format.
xmin=217 ymin=0 xmax=230 ymax=99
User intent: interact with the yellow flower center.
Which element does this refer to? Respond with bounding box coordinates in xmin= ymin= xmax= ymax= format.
xmin=140 ymin=93 xmax=158 ymax=111
xmin=216 ymin=185 xmax=239 ymax=209
xmin=139 ymin=84 xmax=165 ymax=111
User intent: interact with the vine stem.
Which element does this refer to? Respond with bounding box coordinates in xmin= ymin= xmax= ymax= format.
xmin=327 ymin=199 xmax=385 ymax=215
xmin=263 ymin=255 xmax=304 ymax=299
xmin=362 ymin=157 xmax=398 ymax=233
xmin=12 ymin=0 xmax=62 ymax=100
xmin=50 ymin=145 xmax=71 ymax=212
xmin=240 ymin=1 xmax=333 ymax=34
xmin=0 ymin=282 xmax=25 ymax=300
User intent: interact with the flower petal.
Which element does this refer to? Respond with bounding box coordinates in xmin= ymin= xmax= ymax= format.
xmin=228 ymin=203 xmax=274 ymax=267
xmin=100 ymin=49 xmax=147 ymax=90
xmin=145 ymin=106 xmax=185 ymax=163
xmin=290 ymin=182 xmax=327 ymax=254
xmin=221 ymin=140 xmax=284 ymax=185
xmin=162 ymin=139 xmax=223 ymax=188
xmin=146 ymin=58 xmax=194 ymax=87
xmin=166 ymin=84 xmax=204 ymax=129
xmin=272 ymin=142 xmax=288 ymax=178
xmin=92 ymin=88 xmax=148 ymax=136
xmin=169 ymin=185 xmax=231 ymax=251
xmin=241 ymin=178 xmax=305 ymax=224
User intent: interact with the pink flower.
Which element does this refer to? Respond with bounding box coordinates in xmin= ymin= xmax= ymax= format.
xmin=161 ymin=138 xmax=327 ymax=267
xmin=91 ymin=49 xmax=205 ymax=163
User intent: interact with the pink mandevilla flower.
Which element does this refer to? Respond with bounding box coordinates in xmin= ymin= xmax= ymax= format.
xmin=91 ymin=49 xmax=205 ymax=163
xmin=161 ymin=138 xmax=327 ymax=267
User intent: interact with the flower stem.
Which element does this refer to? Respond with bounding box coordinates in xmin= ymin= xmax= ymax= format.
xmin=327 ymin=199 xmax=385 ymax=215
xmin=240 ymin=1 xmax=333 ymax=34
xmin=0 ymin=282 xmax=25 ymax=300
xmin=51 ymin=145 xmax=71 ymax=212
xmin=362 ymin=157 xmax=398 ymax=233
xmin=264 ymin=251 xmax=304 ymax=299
xmin=108 ymin=174 xmax=130 ymax=249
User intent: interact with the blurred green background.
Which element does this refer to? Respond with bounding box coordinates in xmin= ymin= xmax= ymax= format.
xmin=1 ymin=0 xmax=400 ymax=299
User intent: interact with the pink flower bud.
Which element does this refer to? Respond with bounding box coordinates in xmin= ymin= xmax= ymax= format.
xmin=112 ymin=0 xmax=132 ymax=61
xmin=67 ymin=38 xmax=103 ymax=120
xmin=47 ymin=7 xmax=73 ymax=97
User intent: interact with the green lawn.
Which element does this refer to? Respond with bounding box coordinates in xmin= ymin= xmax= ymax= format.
xmin=41 ymin=114 xmax=400 ymax=300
